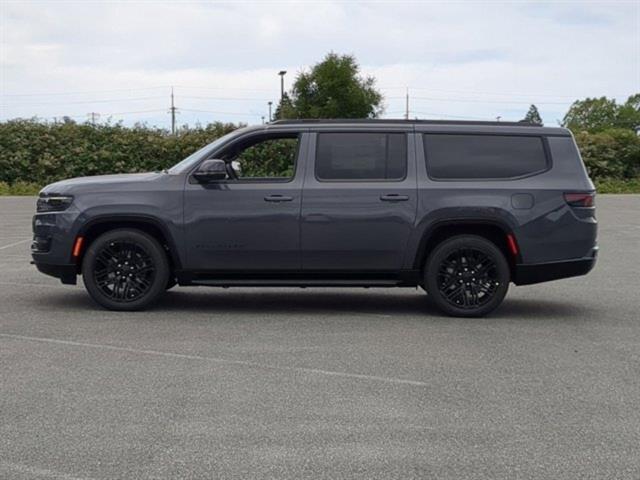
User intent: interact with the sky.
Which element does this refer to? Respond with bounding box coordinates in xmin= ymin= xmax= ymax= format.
xmin=0 ymin=0 xmax=638 ymax=129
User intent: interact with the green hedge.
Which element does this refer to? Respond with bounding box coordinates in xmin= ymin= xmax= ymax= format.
xmin=0 ymin=119 xmax=239 ymax=186
xmin=594 ymin=177 xmax=640 ymax=193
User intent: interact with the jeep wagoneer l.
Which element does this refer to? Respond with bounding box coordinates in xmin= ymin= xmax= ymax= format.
xmin=32 ymin=120 xmax=597 ymax=317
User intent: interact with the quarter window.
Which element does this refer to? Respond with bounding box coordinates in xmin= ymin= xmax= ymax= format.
xmin=424 ymin=134 xmax=548 ymax=179
xmin=316 ymin=133 xmax=407 ymax=181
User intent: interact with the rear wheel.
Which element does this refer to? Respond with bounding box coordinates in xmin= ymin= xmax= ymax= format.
xmin=82 ymin=229 xmax=169 ymax=311
xmin=424 ymin=235 xmax=510 ymax=317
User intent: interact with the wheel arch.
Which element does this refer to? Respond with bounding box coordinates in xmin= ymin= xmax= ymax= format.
xmin=75 ymin=215 xmax=182 ymax=273
xmin=413 ymin=219 xmax=520 ymax=275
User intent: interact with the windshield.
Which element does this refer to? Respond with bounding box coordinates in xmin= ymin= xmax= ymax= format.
xmin=167 ymin=128 xmax=246 ymax=174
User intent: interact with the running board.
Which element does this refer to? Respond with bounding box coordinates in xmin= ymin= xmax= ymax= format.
xmin=190 ymin=279 xmax=402 ymax=287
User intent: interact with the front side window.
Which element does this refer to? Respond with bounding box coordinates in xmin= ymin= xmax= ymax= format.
xmin=168 ymin=128 xmax=246 ymax=174
xmin=223 ymin=134 xmax=299 ymax=180
xmin=316 ymin=133 xmax=407 ymax=181
xmin=424 ymin=134 xmax=548 ymax=180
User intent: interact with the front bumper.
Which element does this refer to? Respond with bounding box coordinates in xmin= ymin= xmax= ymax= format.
xmin=33 ymin=262 xmax=78 ymax=285
xmin=31 ymin=209 xmax=81 ymax=284
xmin=513 ymin=247 xmax=598 ymax=285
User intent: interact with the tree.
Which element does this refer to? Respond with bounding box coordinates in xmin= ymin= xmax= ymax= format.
xmin=562 ymin=96 xmax=631 ymax=132
xmin=617 ymin=93 xmax=640 ymax=131
xmin=522 ymin=104 xmax=542 ymax=124
xmin=273 ymin=93 xmax=294 ymax=121
xmin=277 ymin=53 xmax=383 ymax=119
xmin=574 ymin=128 xmax=640 ymax=179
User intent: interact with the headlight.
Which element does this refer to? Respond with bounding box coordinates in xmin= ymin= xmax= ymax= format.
xmin=36 ymin=195 xmax=74 ymax=212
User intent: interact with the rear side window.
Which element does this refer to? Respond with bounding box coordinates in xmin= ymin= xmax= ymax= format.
xmin=316 ymin=133 xmax=407 ymax=181
xmin=424 ymin=134 xmax=548 ymax=180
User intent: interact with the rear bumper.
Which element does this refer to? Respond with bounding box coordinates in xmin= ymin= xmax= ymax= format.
xmin=33 ymin=262 xmax=77 ymax=285
xmin=513 ymin=247 xmax=598 ymax=285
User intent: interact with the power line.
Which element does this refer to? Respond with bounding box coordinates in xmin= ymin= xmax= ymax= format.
xmin=179 ymin=95 xmax=272 ymax=102
xmin=180 ymin=108 xmax=259 ymax=117
xmin=379 ymin=86 xmax=631 ymax=99
xmin=0 ymin=86 xmax=170 ymax=97
xmin=173 ymin=85 xmax=275 ymax=92
xmin=384 ymin=110 xmax=493 ymax=121
xmin=104 ymin=108 xmax=167 ymax=116
xmin=15 ymin=108 xmax=168 ymax=121
xmin=0 ymin=95 xmax=166 ymax=107
xmin=409 ymin=96 xmax=572 ymax=105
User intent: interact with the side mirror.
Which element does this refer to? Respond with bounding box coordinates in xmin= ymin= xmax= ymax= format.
xmin=193 ymin=159 xmax=227 ymax=182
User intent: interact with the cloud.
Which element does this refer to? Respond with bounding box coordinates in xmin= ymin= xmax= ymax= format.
xmin=1 ymin=0 xmax=638 ymax=127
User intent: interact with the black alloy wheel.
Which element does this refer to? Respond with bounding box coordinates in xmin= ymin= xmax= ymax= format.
xmin=82 ymin=229 xmax=169 ymax=311
xmin=424 ymin=235 xmax=510 ymax=317
xmin=93 ymin=240 xmax=156 ymax=302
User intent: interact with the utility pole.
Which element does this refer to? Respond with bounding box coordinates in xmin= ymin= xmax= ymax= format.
xmin=404 ymin=88 xmax=409 ymax=120
xmin=170 ymin=87 xmax=177 ymax=135
xmin=278 ymin=70 xmax=287 ymax=101
xmin=87 ymin=112 xmax=100 ymax=125
xmin=268 ymin=101 xmax=273 ymax=122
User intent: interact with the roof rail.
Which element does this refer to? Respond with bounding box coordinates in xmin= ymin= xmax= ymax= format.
xmin=269 ymin=118 xmax=542 ymax=127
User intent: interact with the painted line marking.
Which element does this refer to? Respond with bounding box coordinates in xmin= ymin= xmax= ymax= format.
xmin=0 ymin=281 xmax=67 ymax=289
xmin=0 ymin=333 xmax=429 ymax=387
xmin=0 ymin=238 xmax=30 ymax=250
xmin=0 ymin=461 xmax=94 ymax=480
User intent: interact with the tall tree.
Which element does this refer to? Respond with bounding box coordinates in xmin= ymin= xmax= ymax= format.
xmin=562 ymin=96 xmax=622 ymax=132
xmin=522 ymin=104 xmax=542 ymax=124
xmin=277 ymin=53 xmax=383 ymax=119
xmin=617 ymin=94 xmax=640 ymax=131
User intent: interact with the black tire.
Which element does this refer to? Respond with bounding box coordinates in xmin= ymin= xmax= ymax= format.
xmin=424 ymin=235 xmax=510 ymax=317
xmin=82 ymin=229 xmax=169 ymax=311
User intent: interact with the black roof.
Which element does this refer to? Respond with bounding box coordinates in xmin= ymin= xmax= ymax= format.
xmin=270 ymin=118 xmax=542 ymax=127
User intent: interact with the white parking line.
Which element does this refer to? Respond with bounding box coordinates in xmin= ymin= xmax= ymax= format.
xmin=0 ymin=281 xmax=66 ymax=289
xmin=0 ymin=238 xmax=30 ymax=250
xmin=0 ymin=332 xmax=429 ymax=387
xmin=0 ymin=461 xmax=94 ymax=480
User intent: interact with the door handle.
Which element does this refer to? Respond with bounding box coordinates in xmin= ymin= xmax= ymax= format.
xmin=264 ymin=195 xmax=293 ymax=202
xmin=380 ymin=194 xmax=409 ymax=202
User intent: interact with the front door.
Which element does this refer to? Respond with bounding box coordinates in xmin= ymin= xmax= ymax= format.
xmin=301 ymin=131 xmax=417 ymax=272
xmin=184 ymin=131 xmax=306 ymax=272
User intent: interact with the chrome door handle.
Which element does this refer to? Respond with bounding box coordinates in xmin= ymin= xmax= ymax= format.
xmin=264 ymin=195 xmax=293 ymax=202
xmin=380 ymin=194 xmax=409 ymax=202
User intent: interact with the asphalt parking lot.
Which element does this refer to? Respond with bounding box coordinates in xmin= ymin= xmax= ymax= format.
xmin=1 ymin=195 xmax=639 ymax=479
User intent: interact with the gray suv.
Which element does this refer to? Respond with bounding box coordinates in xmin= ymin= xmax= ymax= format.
xmin=32 ymin=119 xmax=597 ymax=317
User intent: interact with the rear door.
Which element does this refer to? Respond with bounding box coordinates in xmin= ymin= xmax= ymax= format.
xmin=301 ymin=129 xmax=417 ymax=272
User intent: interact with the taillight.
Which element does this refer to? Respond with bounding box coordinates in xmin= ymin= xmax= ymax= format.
xmin=564 ymin=192 xmax=595 ymax=208
xmin=506 ymin=233 xmax=519 ymax=256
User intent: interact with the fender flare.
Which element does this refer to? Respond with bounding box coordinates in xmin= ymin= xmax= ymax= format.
xmin=77 ymin=214 xmax=183 ymax=269
xmin=411 ymin=216 xmax=518 ymax=270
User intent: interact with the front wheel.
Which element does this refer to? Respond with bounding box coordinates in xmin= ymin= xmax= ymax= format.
xmin=82 ymin=229 xmax=170 ymax=311
xmin=424 ymin=235 xmax=510 ymax=317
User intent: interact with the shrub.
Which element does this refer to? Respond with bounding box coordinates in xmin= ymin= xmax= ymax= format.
xmin=0 ymin=119 xmax=240 ymax=186
xmin=574 ymin=128 xmax=640 ymax=180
